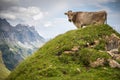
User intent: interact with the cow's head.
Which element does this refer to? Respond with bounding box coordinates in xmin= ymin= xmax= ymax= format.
xmin=64 ymin=10 xmax=74 ymax=22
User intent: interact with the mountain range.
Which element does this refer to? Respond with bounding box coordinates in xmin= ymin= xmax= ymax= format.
xmin=0 ymin=18 xmax=45 ymax=70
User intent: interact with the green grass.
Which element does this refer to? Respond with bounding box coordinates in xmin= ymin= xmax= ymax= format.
xmin=0 ymin=51 xmax=10 ymax=80
xmin=118 ymin=47 xmax=120 ymax=53
xmin=6 ymin=24 xmax=120 ymax=80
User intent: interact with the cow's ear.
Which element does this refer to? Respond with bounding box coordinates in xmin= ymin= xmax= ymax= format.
xmin=64 ymin=13 xmax=67 ymax=15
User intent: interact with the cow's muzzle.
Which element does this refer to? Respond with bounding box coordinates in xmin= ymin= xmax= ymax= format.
xmin=69 ymin=19 xmax=72 ymax=22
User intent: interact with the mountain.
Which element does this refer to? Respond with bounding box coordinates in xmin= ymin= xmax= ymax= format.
xmin=0 ymin=51 xmax=10 ymax=80
xmin=7 ymin=24 xmax=120 ymax=80
xmin=0 ymin=18 xmax=45 ymax=70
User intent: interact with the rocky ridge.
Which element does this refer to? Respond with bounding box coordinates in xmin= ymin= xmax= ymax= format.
xmin=0 ymin=18 xmax=45 ymax=70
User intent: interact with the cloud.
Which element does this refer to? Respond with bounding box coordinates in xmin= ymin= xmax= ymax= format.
xmin=0 ymin=0 xmax=19 ymax=10
xmin=44 ymin=21 xmax=53 ymax=27
xmin=43 ymin=18 xmax=67 ymax=27
xmin=0 ymin=13 xmax=16 ymax=20
xmin=0 ymin=6 xmax=47 ymax=26
xmin=33 ymin=13 xmax=43 ymax=20
xmin=88 ymin=0 xmax=116 ymax=3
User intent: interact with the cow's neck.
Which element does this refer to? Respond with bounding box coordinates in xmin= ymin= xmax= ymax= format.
xmin=72 ymin=12 xmax=77 ymax=23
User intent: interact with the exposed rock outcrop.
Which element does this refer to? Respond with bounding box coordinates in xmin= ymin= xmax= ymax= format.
xmin=90 ymin=58 xmax=105 ymax=67
xmin=105 ymin=34 xmax=120 ymax=68
xmin=105 ymin=33 xmax=120 ymax=51
xmin=107 ymin=50 xmax=120 ymax=60
xmin=108 ymin=59 xmax=120 ymax=68
xmin=63 ymin=46 xmax=79 ymax=55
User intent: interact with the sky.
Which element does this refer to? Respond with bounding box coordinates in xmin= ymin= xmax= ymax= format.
xmin=0 ymin=0 xmax=120 ymax=39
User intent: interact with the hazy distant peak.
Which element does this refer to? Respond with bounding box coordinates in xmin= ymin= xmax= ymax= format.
xmin=0 ymin=18 xmax=11 ymax=26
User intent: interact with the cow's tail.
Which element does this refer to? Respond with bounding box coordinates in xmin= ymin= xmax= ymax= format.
xmin=105 ymin=11 xmax=107 ymax=24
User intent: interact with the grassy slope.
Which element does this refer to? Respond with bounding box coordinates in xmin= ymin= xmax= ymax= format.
xmin=7 ymin=24 xmax=120 ymax=80
xmin=0 ymin=51 xmax=10 ymax=80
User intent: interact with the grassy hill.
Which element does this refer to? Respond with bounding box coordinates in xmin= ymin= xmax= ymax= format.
xmin=6 ymin=24 xmax=120 ymax=80
xmin=0 ymin=51 xmax=10 ymax=80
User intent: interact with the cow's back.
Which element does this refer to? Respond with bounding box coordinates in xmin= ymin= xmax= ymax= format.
xmin=72 ymin=11 xmax=107 ymax=27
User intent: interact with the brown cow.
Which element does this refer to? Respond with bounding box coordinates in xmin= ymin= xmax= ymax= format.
xmin=65 ymin=10 xmax=107 ymax=28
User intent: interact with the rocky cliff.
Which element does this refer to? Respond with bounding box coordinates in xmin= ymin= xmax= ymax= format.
xmin=0 ymin=18 xmax=45 ymax=70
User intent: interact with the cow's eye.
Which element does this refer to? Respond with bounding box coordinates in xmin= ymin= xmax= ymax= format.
xmin=71 ymin=14 xmax=73 ymax=16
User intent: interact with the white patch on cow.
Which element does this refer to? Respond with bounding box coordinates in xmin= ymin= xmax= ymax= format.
xmin=82 ymin=26 xmax=86 ymax=28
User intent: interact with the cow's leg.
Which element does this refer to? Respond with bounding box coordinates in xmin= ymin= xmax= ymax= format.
xmin=74 ymin=23 xmax=82 ymax=28
xmin=81 ymin=24 xmax=87 ymax=28
xmin=78 ymin=24 xmax=82 ymax=28
xmin=96 ymin=21 xmax=104 ymax=25
xmin=95 ymin=20 xmax=104 ymax=25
